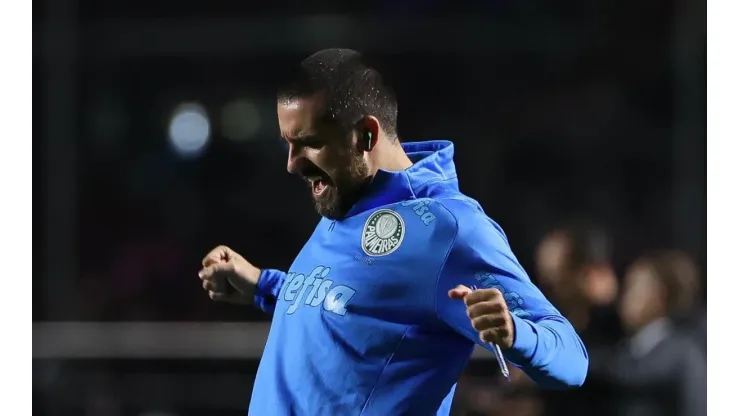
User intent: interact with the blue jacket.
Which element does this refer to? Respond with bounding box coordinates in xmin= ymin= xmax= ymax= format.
xmin=249 ymin=140 xmax=588 ymax=416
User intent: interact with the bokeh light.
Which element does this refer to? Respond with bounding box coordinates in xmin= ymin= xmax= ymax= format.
xmin=221 ymin=98 xmax=261 ymax=142
xmin=167 ymin=102 xmax=211 ymax=158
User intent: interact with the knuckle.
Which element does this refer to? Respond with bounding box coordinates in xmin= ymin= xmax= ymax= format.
xmin=480 ymin=330 xmax=496 ymax=343
xmin=472 ymin=315 xmax=494 ymax=331
xmin=204 ymin=246 xmax=230 ymax=263
xmin=475 ymin=301 xmax=499 ymax=315
xmin=486 ymin=288 xmax=503 ymax=298
xmin=466 ymin=293 xmax=484 ymax=306
xmin=472 ymin=319 xmax=486 ymax=331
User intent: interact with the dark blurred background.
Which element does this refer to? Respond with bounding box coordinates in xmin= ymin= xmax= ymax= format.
xmin=33 ymin=0 xmax=706 ymax=415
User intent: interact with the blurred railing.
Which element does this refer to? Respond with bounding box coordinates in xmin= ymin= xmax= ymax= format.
xmin=33 ymin=322 xmax=497 ymax=359
xmin=33 ymin=322 xmax=501 ymax=414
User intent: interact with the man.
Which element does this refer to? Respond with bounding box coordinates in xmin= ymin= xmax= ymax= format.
xmin=534 ymin=223 xmax=622 ymax=416
xmin=199 ymin=49 xmax=587 ymax=416
xmin=535 ymin=222 xmax=620 ymax=331
xmin=589 ymin=250 xmax=705 ymax=416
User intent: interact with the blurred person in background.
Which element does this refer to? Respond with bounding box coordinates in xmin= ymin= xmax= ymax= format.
xmin=589 ymin=250 xmax=706 ymax=416
xmin=534 ymin=222 xmax=621 ymax=416
xmin=535 ymin=222 xmax=620 ymax=339
xmin=198 ymin=49 xmax=588 ymax=416
xmin=665 ymin=253 xmax=706 ymax=356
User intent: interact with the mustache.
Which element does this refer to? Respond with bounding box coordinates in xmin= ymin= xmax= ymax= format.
xmin=298 ymin=165 xmax=327 ymax=180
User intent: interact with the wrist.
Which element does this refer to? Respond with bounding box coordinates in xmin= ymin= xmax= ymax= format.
xmin=237 ymin=262 xmax=261 ymax=286
xmin=256 ymin=268 xmax=282 ymax=294
xmin=252 ymin=267 xmax=263 ymax=285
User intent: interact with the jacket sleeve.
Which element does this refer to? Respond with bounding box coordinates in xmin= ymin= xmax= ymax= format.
xmin=434 ymin=202 xmax=589 ymax=389
xmin=253 ymin=268 xmax=288 ymax=314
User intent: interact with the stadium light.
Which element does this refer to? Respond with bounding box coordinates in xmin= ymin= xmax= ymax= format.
xmin=168 ymin=102 xmax=210 ymax=158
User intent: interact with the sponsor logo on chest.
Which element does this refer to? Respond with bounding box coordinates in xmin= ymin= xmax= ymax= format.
xmin=280 ymin=266 xmax=356 ymax=316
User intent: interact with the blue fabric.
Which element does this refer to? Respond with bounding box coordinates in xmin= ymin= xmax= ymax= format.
xmin=250 ymin=141 xmax=588 ymax=415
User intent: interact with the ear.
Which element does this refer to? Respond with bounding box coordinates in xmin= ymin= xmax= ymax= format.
xmin=358 ymin=116 xmax=381 ymax=152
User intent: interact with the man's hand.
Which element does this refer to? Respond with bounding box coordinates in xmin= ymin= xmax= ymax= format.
xmin=199 ymin=245 xmax=261 ymax=304
xmin=449 ymin=285 xmax=515 ymax=349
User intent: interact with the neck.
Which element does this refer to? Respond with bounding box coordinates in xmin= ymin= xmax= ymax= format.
xmin=370 ymin=138 xmax=413 ymax=173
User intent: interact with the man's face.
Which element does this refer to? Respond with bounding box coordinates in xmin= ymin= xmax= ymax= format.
xmin=535 ymin=232 xmax=579 ymax=302
xmin=619 ymin=261 xmax=665 ymax=333
xmin=535 ymin=232 xmax=617 ymax=307
xmin=278 ymin=96 xmax=371 ymax=219
xmin=535 ymin=232 xmax=570 ymax=288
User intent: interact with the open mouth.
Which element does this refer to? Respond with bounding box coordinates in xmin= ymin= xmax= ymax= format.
xmin=306 ymin=175 xmax=330 ymax=197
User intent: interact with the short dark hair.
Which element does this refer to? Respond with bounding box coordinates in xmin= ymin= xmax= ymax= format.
xmin=639 ymin=250 xmax=699 ymax=313
xmin=277 ymin=49 xmax=398 ymax=140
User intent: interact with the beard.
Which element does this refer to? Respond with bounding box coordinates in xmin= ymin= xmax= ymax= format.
xmin=310 ymin=150 xmax=371 ymax=220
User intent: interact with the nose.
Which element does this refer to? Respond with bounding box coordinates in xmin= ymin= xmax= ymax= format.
xmin=286 ymin=143 xmax=304 ymax=174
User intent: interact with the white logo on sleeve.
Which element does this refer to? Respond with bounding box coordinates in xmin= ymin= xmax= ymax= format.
xmin=361 ymin=209 xmax=405 ymax=256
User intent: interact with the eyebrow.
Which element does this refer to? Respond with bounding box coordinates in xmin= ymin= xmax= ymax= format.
xmin=282 ymin=131 xmax=317 ymax=142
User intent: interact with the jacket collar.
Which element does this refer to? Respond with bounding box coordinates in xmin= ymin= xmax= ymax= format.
xmin=345 ymin=140 xmax=459 ymax=217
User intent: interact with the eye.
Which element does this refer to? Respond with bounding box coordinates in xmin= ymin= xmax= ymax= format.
xmin=304 ymin=140 xmax=323 ymax=150
xmin=281 ymin=135 xmax=323 ymax=152
xmin=300 ymin=136 xmax=324 ymax=150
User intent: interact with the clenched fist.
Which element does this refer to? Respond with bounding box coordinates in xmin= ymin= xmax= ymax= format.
xmin=449 ymin=285 xmax=515 ymax=349
xmin=199 ymin=245 xmax=262 ymax=304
